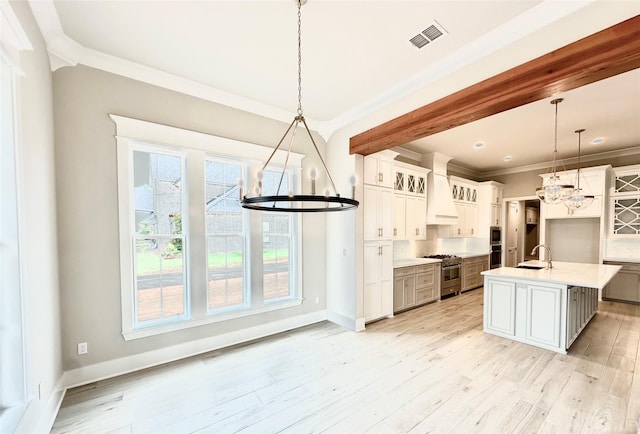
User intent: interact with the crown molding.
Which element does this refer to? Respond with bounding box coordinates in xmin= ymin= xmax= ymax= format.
xmin=27 ymin=0 xmax=600 ymax=145
xmin=480 ymin=145 xmax=640 ymax=178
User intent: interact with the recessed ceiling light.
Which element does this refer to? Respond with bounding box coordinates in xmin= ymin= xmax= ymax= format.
xmin=503 ymin=155 xmax=512 ymax=162
xmin=591 ymin=137 xmax=604 ymax=145
xmin=474 ymin=142 xmax=485 ymax=149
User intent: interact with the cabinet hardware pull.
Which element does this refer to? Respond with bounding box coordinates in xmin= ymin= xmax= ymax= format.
xmin=378 ymin=173 xmax=383 ymax=182
xmin=416 ymin=228 xmax=419 ymax=235
xmin=394 ymin=228 xmax=397 ymax=236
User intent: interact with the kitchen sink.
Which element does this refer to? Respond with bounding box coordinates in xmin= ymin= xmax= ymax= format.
xmin=515 ymin=265 xmax=546 ymax=270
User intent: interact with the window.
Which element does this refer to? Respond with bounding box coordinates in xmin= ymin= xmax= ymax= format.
xmin=113 ymin=115 xmax=303 ymax=339
xmin=132 ymin=149 xmax=188 ymax=326
xmin=205 ymin=158 xmax=245 ymax=312
xmin=262 ymin=170 xmax=294 ymax=302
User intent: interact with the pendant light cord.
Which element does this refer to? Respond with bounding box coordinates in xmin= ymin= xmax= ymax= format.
xmin=297 ymin=0 xmax=303 ymax=117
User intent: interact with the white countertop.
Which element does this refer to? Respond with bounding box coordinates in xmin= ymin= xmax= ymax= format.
xmin=603 ymin=257 xmax=640 ymax=264
xmin=481 ymin=261 xmax=622 ymax=289
xmin=394 ymin=258 xmax=442 ymax=268
xmin=455 ymin=251 xmax=490 ymax=259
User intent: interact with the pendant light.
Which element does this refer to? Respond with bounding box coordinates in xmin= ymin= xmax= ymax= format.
xmin=535 ymin=98 xmax=575 ymax=204
xmin=564 ymin=129 xmax=594 ymax=211
xmin=240 ymin=0 xmax=358 ymax=213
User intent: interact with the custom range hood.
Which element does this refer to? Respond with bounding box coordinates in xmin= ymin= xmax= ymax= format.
xmin=423 ymin=152 xmax=458 ymax=225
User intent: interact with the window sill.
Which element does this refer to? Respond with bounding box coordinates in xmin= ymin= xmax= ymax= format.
xmin=122 ymin=298 xmax=302 ymax=341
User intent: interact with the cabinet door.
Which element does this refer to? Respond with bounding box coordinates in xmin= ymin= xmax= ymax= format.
xmin=364 ymin=186 xmax=393 ymax=241
xmin=484 ymin=278 xmax=517 ymax=336
xmin=364 ymin=241 xmax=393 ymax=322
xmin=466 ymin=204 xmax=478 ymax=237
xmin=406 ymin=196 xmax=426 ymax=240
xmin=393 ymin=195 xmax=406 ymax=240
xmin=364 ymin=154 xmax=393 ymax=188
xmin=363 ymin=243 xmax=382 ymax=321
xmin=490 ymin=205 xmax=501 ymax=227
xmin=525 ymin=283 xmax=561 ymax=348
xmin=393 ymin=276 xmax=406 ymax=311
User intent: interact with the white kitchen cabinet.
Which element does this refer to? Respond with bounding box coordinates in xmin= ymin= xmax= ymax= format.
xmin=610 ymin=165 xmax=640 ymax=237
xmin=484 ymin=275 xmax=599 ymax=353
xmin=406 ymin=196 xmax=427 ymax=240
xmin=525 ymin=283 xmax=562 ymax=348
xmin=484 ymin=278 xmax=516 ymax=337
xmin=394 ymin=163 xmax=428 ymax=196
xmin=364 ymin=241 xmax=393 ymax=322
xmin=525 ymin=207 xmax=539 ymax=224
xmin=364 ymin=151 xmax=395 ymax=188
xmin=450 ymin=176 xmax=478 ymax=204
xmin=392 ymin=161 xmax=428 ymax=241
xmin=440 ymin=202 xmax=477 ymax=238
xmin=490 ymin=184 xmax=503 ymax=205
xmin=394 ymin=195 xmax=426 ymax=240
xmin=364 ymin=185 xmax=393 ymax=241
xmin=490 ymin=205 xmax=502 ymax=227
xmin=540 ymin=165 xmax=608 ymax=220
xmin=393 ymin=263 xmax=438 ymax=312
xmin=392 ymin=194 xmax=406 ymax=239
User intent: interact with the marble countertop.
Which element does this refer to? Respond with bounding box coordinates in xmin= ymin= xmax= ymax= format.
xmin=394 ymin=258 xmax=442 ymax=268
xmin=455 ymin=251 xmax=490 ymax=259
xmin=603 ymin=257 xmax=640 ymax=264
xmin=481 ymin=261 xmax=622 ymax=289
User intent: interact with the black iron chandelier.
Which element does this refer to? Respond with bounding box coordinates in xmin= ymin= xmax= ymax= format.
xmin=240 ymin=0 xmax=358 ymax=213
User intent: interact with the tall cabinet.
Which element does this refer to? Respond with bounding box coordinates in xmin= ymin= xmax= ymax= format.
xmin=363 ymin=150 xmax=397 ymax=323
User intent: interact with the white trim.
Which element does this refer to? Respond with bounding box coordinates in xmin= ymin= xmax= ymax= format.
xmin=109 ymin=114 xmax=303 ymax=166
xmin=0 ymin=0 xmax=33 ymax=65
xmin=63 ymin=310 xmax=327 ymax=389
xmin=123 ymin=299 xmax=302 ymax=341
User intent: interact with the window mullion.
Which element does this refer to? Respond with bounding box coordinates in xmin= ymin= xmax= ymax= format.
xmin=187 ymin=150 xmax=207 ymax=318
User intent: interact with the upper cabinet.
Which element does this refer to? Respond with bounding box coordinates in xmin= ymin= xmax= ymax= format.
xmin=364 ymin=150 xmax=396 ymax=189
xmin=392 ymin=161 xmax=429 ymax=241
xmin=450 ymin=176 xmax=478 ymax=204
xmin=610 ymin=165 xmax=640 ymax=237
xmin=541 ymin=165 xmax=610 ymax=220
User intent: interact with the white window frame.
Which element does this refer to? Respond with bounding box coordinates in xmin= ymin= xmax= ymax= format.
xmin=112 ymin=115 xmax=303 ymax=340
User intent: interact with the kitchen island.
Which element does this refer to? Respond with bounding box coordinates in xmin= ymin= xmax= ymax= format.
xmin=481 ymin=261 xmax=621 ymax=354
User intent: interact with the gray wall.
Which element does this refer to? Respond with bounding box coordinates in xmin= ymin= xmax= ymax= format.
xmin=53 ymin=65 xmax=327 ymax=371
xmin=10 ymin=1 xmax=63 ymax=431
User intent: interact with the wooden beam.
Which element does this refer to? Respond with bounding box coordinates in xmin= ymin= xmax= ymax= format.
xmin=350 ymin=15 xmax=640 ymax=156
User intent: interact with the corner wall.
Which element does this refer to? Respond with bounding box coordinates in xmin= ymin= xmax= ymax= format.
xmin=10 ymin=1 xmax=64 ymax=432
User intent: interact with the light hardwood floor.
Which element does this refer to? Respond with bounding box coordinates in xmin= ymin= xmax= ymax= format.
xmin=52 ymin=288 xmax=640 ymax=434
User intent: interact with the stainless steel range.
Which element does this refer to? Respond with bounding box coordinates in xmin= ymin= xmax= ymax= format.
xmin=424 ymin=254 xmax=462 ymax=297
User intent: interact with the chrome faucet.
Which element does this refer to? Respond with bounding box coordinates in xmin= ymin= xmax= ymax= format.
xmin=531 ymin=244 xmax=553 ymax=269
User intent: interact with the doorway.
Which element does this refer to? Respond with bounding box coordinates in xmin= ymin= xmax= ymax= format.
xmin=505 ymin=197 xmax=541 ymax=266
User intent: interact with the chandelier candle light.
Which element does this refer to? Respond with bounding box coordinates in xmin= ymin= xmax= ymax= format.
xmin=536 ymin=98 xmax=575 ymax=204
xmin=239 ymin=0 xmax=358 ymax=213
xmin=564 ymin=129 xmax=594 ymax=212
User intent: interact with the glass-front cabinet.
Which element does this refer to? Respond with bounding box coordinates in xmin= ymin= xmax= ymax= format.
xmin=611 ymin=165 xmax=640 ymax=237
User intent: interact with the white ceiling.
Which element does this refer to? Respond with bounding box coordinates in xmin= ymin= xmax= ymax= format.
xmin=29 ymin=0 xmax=640 ymax=174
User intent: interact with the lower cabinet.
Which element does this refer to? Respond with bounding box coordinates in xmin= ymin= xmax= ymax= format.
xmin=603 ymin=261 xmax=640 ymax=303
xmin=393 ymin=263 xmax=439 ymax=312
xmin=364 ymin=241 xmax=393 ymax=323
xmin=484 ymin=276 xmax=598 ymax=353
xmin=461 ymin=255 xmax=489 ymax=292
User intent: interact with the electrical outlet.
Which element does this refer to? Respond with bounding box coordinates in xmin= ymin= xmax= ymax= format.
xmin=315 ymin=297 xmax=320 ymax=304
xmin=77 ymin=342 xmax=88 ymax=355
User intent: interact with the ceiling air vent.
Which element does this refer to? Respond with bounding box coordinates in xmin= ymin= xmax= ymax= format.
xmin=409 ymin=21 xmax=447 ymax=49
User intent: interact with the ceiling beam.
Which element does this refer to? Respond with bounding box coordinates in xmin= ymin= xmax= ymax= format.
xmin=350 ymin=15 xmax=640 ymax=156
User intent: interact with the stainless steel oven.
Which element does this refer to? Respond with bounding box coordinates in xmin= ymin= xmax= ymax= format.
xmin=424 ymin=254 xmax=462 ymax=297
xmin=490 ymin=244 xmax=502 ymax=269
xmin=490 ymin=226 xmax=501 ymax=245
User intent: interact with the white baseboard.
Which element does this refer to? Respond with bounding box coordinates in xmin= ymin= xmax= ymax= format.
xmin=62 ymin=310 xmax=327 ymax=389
xmin=355 ymin=317 xmax=366 ymax=332
xmin=15 ymin=375 xmax=66 ymax=434
xmin=326 ymin=310 xmax=359 ymax=331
